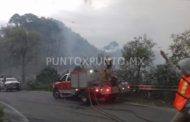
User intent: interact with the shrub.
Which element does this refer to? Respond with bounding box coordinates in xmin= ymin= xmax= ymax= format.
xmin=28 ymin=67 xmax=60 ymax=91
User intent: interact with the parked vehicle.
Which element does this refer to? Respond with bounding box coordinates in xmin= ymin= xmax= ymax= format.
xmin=52 ymin=69 xmax=119 ymax=104
xmin=0 ymin=77 xmax=21 ymax=91
xmin=118 ymin=81 xmax=131 ymax=93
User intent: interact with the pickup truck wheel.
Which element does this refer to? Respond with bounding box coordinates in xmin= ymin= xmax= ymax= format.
xmin=53 ymin=89 xmax=60 ymax=99
xmin=17 ymin=87 xmax=21 ymax=91
xmin=5 ymin=87 xmax=9 ymax=92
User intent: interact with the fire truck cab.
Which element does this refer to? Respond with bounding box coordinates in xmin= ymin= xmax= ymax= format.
xmin=53 ymin=73 xmax=72 ymax=97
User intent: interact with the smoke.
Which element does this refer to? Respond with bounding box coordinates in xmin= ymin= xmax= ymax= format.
xmin=84 ymin=0 xmax=92 ymax=5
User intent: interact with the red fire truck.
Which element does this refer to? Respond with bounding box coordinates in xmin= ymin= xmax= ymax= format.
xmin=52 ymin=68 xmax=119 ymax=104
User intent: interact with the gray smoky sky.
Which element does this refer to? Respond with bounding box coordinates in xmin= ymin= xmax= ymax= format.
xmin=53 ymin=0 xmax=190 ymax=50
xmin=0 ymin=0 xmax=190 ymax=50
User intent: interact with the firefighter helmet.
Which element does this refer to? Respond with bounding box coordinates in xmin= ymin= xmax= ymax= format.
xmin=178 ymin=58 xmax=190 ymax=76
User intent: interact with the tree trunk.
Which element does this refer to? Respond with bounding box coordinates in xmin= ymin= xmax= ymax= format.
xmin=21 ymin=55 xmax=26 ymax=83
xmin=136 ymin=65 xmax=142 ymax=84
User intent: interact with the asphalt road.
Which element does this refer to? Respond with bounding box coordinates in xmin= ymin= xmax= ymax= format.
xmin=0 ymin=91 xmax=176 ymax=122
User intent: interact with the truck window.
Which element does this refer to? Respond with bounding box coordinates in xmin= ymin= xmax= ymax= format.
xmin=60 ymin=75 xmax=67 ymax=81
xmin=67 ymin=76 xmax=71 ymax=81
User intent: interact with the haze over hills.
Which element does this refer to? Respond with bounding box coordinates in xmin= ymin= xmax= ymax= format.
xmin=8 ymin=13 xmax=100 ymax=57
xmin=103 ymin=41 xmax=122 ymax=57
xmin=0 ymin=13 xmax=103 ymax=78
xmin=102 ymin=41 xmax=164 ymax=65
xmin=0 ymin=13 xmax=164 ymax=80
xmin=103 ymin=41 xmax=120 ymax=53
xmin=0 ymin=13 xmax=166 ymax=64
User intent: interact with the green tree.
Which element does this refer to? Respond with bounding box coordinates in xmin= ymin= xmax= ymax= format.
xmin=35 ymin=67 xmax=60 ymax=84
xmin=28 ymin=67 xmax=60 ymax=90
xmin=120 ymin=35 xmax=155 ymax=84
xmin=1 ymin=26 xmax=39 ymax=83
xmin=170 ymin=30 xmax=190 ymax=64
xmin=9 ymin=13 xmax=64 ymax=57
xmin=8 ymin=13 xmax=99 ymax=58
xmin=153 ymin=64 xmax=179 ymax=85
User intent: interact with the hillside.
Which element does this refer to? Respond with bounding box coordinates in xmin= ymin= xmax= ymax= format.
xmin=0 ymin=13 xmax=102 ymax=79
xmin=9 ymin=13 xmax=100 ymax=57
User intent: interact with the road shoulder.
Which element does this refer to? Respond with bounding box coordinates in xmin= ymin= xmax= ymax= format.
xmin=125 ymin=101 xmax=176 ymax=112
xmin=0 ymin=101 xmax=29 ymax=122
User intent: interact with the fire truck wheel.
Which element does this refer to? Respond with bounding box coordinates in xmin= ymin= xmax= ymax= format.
xmin=53 ymin=89 xmax=61 ymax=99
xmin=5 ymin=88 xmax=9 ymax=92
xmin=79 ymin=92 xmax=89 ymax=104
xmin=90 ymin=94 xmax=97 ymax=105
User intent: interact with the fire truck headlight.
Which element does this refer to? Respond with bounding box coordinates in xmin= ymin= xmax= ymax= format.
xmin=95 ymin=88 xmax=99 ymax=92
xmin=75 ymin=88 xmax=79 ymax=92
xmin=89 ymin=69 xmax=94 ymax=74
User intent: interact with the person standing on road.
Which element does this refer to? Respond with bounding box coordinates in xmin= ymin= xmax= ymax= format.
xmin=171 ymin=58 xmax=190 ymax=122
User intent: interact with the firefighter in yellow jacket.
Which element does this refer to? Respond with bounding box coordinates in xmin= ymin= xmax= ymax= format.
xmin=172 ymin=58 xmax=190 ymax=122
